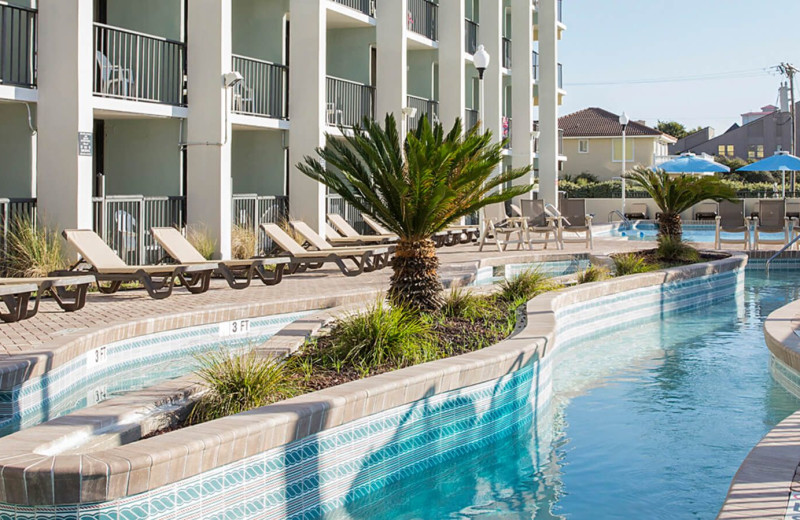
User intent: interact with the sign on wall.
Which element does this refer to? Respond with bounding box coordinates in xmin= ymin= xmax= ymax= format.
xmin=78 ymin=132 xmax=93 ymax=157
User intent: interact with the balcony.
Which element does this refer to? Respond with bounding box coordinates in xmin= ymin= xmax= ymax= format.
xmin=406 ymin=95 xmax=438 ymax=130
xmin=501 ymin=37 xmax=511 ymax=69
xmin=231 ymin=55 xmax=288 ymax=119
xmin=0 ymin=3 xmax=36 ymax=88
xmin=332 ymin=0 xmax=375 ymax=17
xmin=532 ymin=50 xmax=539 ymax=81
xmin=93 ymin=23 xmax=186 ymax=106
xmin=326 ymin=76 xmax=375 ymax=128
xmin=559 ymin=62 xmax=563 ymax=89
xmin=408 ymin=0 xmax=438 ymax=41
xmin=464 ymin=18 xmax=478 ymax=54
xmin=465 ymin=108 xmax=479 ymax=130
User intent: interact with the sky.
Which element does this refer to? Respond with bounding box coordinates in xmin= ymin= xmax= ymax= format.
xmin=559 ymin=0 xmax=800 ymax=135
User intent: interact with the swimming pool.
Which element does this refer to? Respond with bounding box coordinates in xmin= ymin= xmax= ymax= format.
xmin=324 ymin=270 xmax=800 ymax=519
xmin=603 ymin=222 xmax=785 ymax=244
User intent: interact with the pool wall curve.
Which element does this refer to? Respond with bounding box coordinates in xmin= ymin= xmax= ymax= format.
xmin=0 ymin=255 xmax=745 ymax=519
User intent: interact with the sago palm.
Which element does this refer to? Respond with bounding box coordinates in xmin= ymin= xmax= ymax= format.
xmin=298 ymin=114 xmax=533 ymax=312
xmin=625 ymin=166 xmax=736 ymax=239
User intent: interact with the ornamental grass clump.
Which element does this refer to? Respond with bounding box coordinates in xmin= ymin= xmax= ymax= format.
xmin=188 ymin=351 xmax=299 ymax=425
xmin=440 ymin=287 xmax=494 ymax=321
xmin=231 ymin=225 xmax=256 ymax=259
xmin=577 ymin=264 xmax=610 ymax=284
xmin=612 ymin=253 xmax=656 ymax=277
xmin=186 ymin=226 xmax=216 ymax=260
xmin=497 ymin=268 xmax=556 ymax=304
xmin=5 ymin=216 xmax=65 ymax=277
xmin=655 ymin=235 xmax=700 ymax=264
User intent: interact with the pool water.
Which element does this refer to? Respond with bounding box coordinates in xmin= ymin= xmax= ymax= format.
xmin=324 ymin=271 xmax=800 ymax=519
xmin=606 ymin=222 xmax=785 ymax=244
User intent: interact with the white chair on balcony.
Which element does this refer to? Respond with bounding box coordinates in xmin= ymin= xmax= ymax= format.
xmin=95 ymin=51 xmax=134 ymax=97
xmin=232 ymin=81 xmax=254 ymax=113
xmin=326 ymin=103 xmax=343 ymax=126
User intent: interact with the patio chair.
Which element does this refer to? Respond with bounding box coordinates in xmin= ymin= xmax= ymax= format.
xmin=326 ymin=214 xmax=397 ymax=245
xmin=231 ymin=81 xmax=255 ymax=113
xmin=521 ymin=199 xmax=561 ymax=250
xmin=694 ymin=200 xmax=719 ymax=221
xmin=360 ymin=213 xmax=457 ymax=247
xmin=478 ymin=202 xmax=527 ymax=252
xmin=290 ymin=220 xmax=396 ymax=254
xmin=560 ymin=199 xmax=593 ymax=249
xmin=752 ymin=200 xmax=791 ymax=250
xmin=260 ymin=223 xmax=390 ymax=277
xmin=0 ymin=275 xmax=94 ymax=322
xmin=150 ymin=227 xmax=288 ymax=290
xmin=624 ymin=203 xmax=649 ymax=220
xmin=0 ymin=282 xmax=38 ymax=323
xmin=714 ymin=200 xmax=750 ymax=250
xmin=62 ymin=229 xmax=216 ymax=299
xmin=786 ymin=199 xmax=800 ymax=221
xmin=95 ymin=51 xmax=134 ymax=97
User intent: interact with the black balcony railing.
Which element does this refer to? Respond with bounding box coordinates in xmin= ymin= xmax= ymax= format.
xmin=231 ymin=55 xmax=288 ymax=119
xmin=332 ymin=0 xmax=375 ymax=17
xmin=558 ymin=62 xmax=563 ymax=89
xmin=465 ymin=108 xmax=479 ymax=130
xmin=93 ymin=23 xmax=186 ymax=106
xmin=464 ymin=19 xmax=478 ymax=54
xmin=502 ymin=37 xmax=511 ymax=69
xmin=0 ymin=3 xmax=36 ymax=88
xmin=326 ymin=76 xmax=375 ymax=128
xmin=408 ymin=0 xmax=438 ymax=41
xmin=532 ymin=50 xmax=539 ymax=81
xmin=406 ymin=95 xmax=438 ymax=130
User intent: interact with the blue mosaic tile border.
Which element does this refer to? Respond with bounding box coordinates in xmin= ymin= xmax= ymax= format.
xmin=0 ymin=311 xmax=313 ymax=437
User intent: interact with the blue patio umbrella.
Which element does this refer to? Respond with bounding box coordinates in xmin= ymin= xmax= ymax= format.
xmin=737 ymin=151 xmax=800 ymax=198
xmin=656 ymin=153 xmax=730 ymax=174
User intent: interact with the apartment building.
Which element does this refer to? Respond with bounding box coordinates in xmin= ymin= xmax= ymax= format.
xmin=0 ymin=0 xmax=565 ymax=261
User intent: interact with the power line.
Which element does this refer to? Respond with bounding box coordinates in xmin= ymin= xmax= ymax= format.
xmin=566 ymin=67 xmax=772 ymax=87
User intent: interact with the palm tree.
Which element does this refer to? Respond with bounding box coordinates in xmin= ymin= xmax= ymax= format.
xmin=298 ymin=114 xmax=533 ymax=312
xmin=625 ymin=166 xmax=736 ymax=240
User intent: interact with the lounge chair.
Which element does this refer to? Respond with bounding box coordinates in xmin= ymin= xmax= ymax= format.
xmin=0 ymin=275 xmax=94 ymax=322
xmin=0 ymin=282 xmax=38 ymax=323
xmin=478 ymin=202 xmax=527 ymax=252
xmin=752 ymin=200 xmax=791 ymax=250
xmin=787 ymin=199 xmax=800 ymax=221
xmin=560 ymin=199 xmax=593 ymax=249
xmin=260 ymin=223 xmax=390 ymax=277
xmin=624 ymin=202 xmax=649 ymax=220
xmin=714 ymin=200 xmax=750 ymax=250
xmin=325 ymin=214 xmax=396 ymax=245
xmin=521 ymin=199 xmax=561 ymax=250
xmin=290 ymin=220 xmax=396 ymax=254
xmin=62 ymin=229 xmax=217 ymax=299
xmin=694 ymin=200 xmax=719 ymax=221
xmin=359 ymin=213 xmax=457 ymax=247
xmin=150 ymin=227 xmax=288 ymax=290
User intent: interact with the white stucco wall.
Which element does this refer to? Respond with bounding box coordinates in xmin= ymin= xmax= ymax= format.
xmin=562 ymin=136 xmax=659 ymax=181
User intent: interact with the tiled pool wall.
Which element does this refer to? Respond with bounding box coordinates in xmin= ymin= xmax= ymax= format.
xmin=0 ymin=258 xmax=746 ymax=519
xmin=0 ymin=311 xmax=313 ymax=438
xmin=472 ymin=255 xmax=592 ymax=285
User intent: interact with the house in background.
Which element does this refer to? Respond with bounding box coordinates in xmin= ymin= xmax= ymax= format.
xmin=558 ymin=108 xmax=676 ymax=181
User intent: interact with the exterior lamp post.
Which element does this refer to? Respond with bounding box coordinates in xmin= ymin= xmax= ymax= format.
xmin=473 ymin=45 xmax=490 ymax=133
xmin=619 ymin=111 xmax=630 ymax=216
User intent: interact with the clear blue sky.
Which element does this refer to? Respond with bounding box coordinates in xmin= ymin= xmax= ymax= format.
xmin=559 ymin=0 xmax=800 ymax=134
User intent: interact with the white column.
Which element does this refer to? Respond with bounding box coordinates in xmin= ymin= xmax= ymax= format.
xmin=480 ymin=0 xmax=503 ymax=148
xmin=36 ymin=0 xmax=94 ymax=231
xmin=288 ymin=0 xmax=327 ymax=234
xmin=510 ymin=0 xmax=535 ymax=198
xmin=376 ymin=0 xmax=407 ymax=132
xmin=186 ymin=0 xmax=233 ymax=259
xmin=438 ymin=0 xmax=465 ymax=130
xmin=537 ymin=0 xmax=559 ymax=208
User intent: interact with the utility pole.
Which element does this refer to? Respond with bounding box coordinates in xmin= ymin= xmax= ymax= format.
xmin=778 ymin=63 xmax=797 ymax=194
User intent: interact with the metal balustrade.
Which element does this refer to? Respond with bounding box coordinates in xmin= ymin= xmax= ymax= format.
xmin=332 ymin=0 xmax=375 ymax=17
xmin=231 ymin=55 xmax=288 ymax=119
xmin=501 ymin=37 xmax=511 ymax=69
xmin=465 ymin=108 xmax=479 ymax=131
xmin=558 ymin=0 xmax=563 ymax=23
xmin=533 ymin=120 xmax=540 ymax=153
xmin=326 ymin=194 xmax=369 ymax=235
xmin=464 ymin=18 xmax=478 ymax=54
xmin=93 ymin=23 xmax=186 ymax=106
xmin=0 ymin=3 xmax=36 ymax=87
xmin=232 ymin=194 xmax=288 ymax=255
xmin=326 ymin=76 xmax=375 ymax=128
xmin=532 ymin=50 xmax=539 ymax=81
xmin=408 ymin=0 xmax=438 ymax=41
xmin=558 ymin=62 xmax=563 ymax=89
xmin=0 ymin=198 xmax=36 ymax=272
xmin=92 ymin=195 xmax=185 ymax=265
xmin=406 ymin=95 xmax=438 ymax=130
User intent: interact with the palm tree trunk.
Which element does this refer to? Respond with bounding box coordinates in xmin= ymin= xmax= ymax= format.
xmin=389 ymin=238 xmax=444 ymax=312
xmin=658 ymin=211 xmax=683 ymax=240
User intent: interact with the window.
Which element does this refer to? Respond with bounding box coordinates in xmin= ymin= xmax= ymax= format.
xmin=727 ymin=145 xmax=735 ymax=156
xmin=757 ymin=144 xmax=764 ymax=158
xmin=578 ymin=140 xmax=589 ymax=153
xmin=612 ymin=138 xmax=634 ymax=162
xmin=718 ymin=144 xmax=735 ymax=157
xmin=718 ymin=145 xmax=726 ymax=156
xmin=747 ymin=144 xmax=764 ymax=159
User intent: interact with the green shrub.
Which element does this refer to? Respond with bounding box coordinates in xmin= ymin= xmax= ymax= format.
xmin=187 ymin=226 xmax=216 ymax=260
xmin=612 ymin=254 xmax=656 ymax=276
xmin=188 ymin=351 xmax=299 ymax=424
xmin=441 ymin=287 xmax=493 ymax=321
xmin=323 ymin=302 xmax=435 ymax=368
xmin=577 ymin=264 xmax=610 ymax=284
xmin=497 ymin=268 xmax=556 ymax=304
xmin=5 ymin=216 xmax=65 ymax=277
xmin=656 ymin=235 xmax=700 ymax=263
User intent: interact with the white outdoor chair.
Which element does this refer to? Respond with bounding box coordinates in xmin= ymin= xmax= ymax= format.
xmin=478 ymin=202 xmax=527 ymax=252
xmin=95 ymin=50 xmax=134 ymax=97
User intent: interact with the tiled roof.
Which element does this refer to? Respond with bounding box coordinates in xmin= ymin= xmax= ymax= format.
xmin=558 ymin=107 xmax=664 ymax=138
